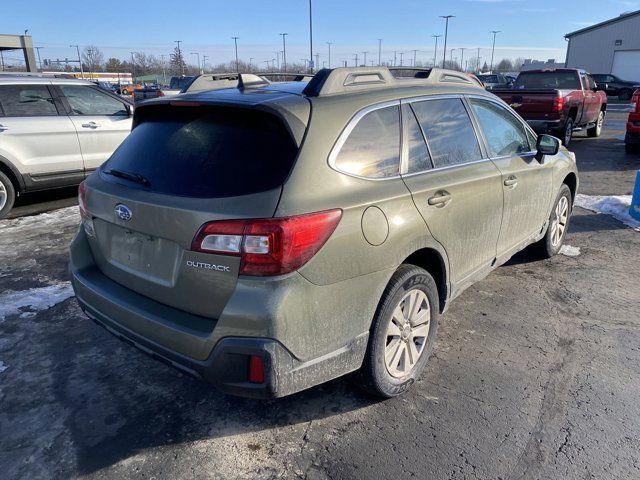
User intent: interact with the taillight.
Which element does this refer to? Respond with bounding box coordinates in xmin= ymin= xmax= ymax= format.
xmin=157 ymin=90 xmax=165 ymax=97
xmin=191 ymin=209 xmax=343 ymax=276
xmin=552 ymin=95 xmax=565 ymax=112
xmin=248 ymin=356 xmax=265 ymax=383
xmin=632 ymin=90 xmax=640 ymax=113
xmin=78 ymin=181 xmax=87 ymax=218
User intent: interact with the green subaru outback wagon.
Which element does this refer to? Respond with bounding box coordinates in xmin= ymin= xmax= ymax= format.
xmin=70 ymin=67 xmax=578 ymax=398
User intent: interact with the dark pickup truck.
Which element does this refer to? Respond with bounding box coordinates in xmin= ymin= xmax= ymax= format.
xmin=492 ymin=69 xmax=607 ymax=147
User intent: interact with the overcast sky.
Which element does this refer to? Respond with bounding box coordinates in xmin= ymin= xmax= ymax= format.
xmin=4 ymin=0 xmax=639 ymax=68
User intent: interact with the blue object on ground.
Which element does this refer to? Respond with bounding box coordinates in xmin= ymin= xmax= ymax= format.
xmin=630 ymin=170 xmax=640 ymax=221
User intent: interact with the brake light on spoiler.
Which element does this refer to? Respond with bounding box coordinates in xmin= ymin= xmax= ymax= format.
xmin=191 ymin=209 xmax=343 ymax=276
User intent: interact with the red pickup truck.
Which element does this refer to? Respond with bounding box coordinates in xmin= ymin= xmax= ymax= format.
xmin=492 ymin=69 xmax=607 ymax=147
xmin=626 ymin=89 xmax=640 ymax=154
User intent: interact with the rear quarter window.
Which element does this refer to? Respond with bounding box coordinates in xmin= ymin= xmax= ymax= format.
xmin=102 ymin=106 xmax=298 ymax=198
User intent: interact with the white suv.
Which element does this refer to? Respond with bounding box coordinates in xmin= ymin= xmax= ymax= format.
xmin=0 ymin=76 xmax=133 ymax=218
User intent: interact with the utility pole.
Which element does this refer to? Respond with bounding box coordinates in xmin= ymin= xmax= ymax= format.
xmin=432 ymin=35 xmax=441 ymax=68
xmin=459 ymin=47 xmax=466 ymax=71
xmin=202 ymin=55 xmax=208 ymax=73
xmin=377 ymin=39 xmax=382 ymax=66
xmin=70 ymin=45 xmax=83 ymax=77
xmin=490 ymin=30 xmax=501 ymax=73
xmin=354 ymin=53 xmax=358 ymax=67
xmin=326 ymin=42 xmax=332 ymax=68
xmin=440 ymin=15 xmax=454 ymax=69
xmin=362 ymin=51 xmax=368 ymax=66
xmin=280 ymin=33 xmax=288 ymax=72
xmin=308 ymin=0 xmax=314 ymax=72
xmin=174 ymin=40 xmax=184 ymax=75
xmin=276 ymin=51 xmax=280 ymax=70
xmin=450 ymin=48 xmax=455 ymax=67
xmin=35 ymin=46 xmax=44 ymax=71
xmin=412 ymin=49 xmax=418 ymax=67
xmin=232 ymin=36 xmax=239 ymax=73
xmin=130 ymin=51 xmax=135 ymax=80
xmin=476 ymin=47 xmax=481 ymax=72
xmin=248 ymin=57 xmax=253 ymax=71
xmin=399 ymin=52 xmax=404 ymax=66
xmin=191 ymin=52 xmax=201 ymax=74
xmin=393 ymin=51 xmax=397 ymax=66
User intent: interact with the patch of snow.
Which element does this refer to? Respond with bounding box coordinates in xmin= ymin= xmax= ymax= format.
xmin=0 ymin=361 xmax=6 ymax=373
xmin=574 ymin=194 xmax=640 ymax=231
xmin=559 ymin=245 xmax=581 ymax=257
xmin=0 ymin=282 xmax=74 ymax=321
xmin=0 ymin=206 xmax=79 ymax=232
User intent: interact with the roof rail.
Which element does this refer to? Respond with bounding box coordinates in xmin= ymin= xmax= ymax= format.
xmin=237 ymin=73 xmax=270 ymax=90
xmin=259 ymin=72 xmax=314 ymax=82
xmin=302 ymin=67 xmax=480 ymax=97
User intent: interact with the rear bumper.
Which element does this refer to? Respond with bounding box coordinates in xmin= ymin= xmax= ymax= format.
xmin=526 ymin=119 xmax=563 ymax=132
xmin=625 ymin=131 xmax=640 ymax=145
xmin=70 ymin=229 xmax=372 ymax=398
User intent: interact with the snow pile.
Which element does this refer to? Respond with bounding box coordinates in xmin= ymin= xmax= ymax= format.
xmin=574 ymin=194 xmax=640 ymax=231
xmin=560 ymin=245 xmax=581 ymax=257
xmin=0 ymin=361 xmax=6 ymax=373
xmin=0 ymin=282 xmax=75 ymax=321
xmin=0 ymin=206 xmax=79 ymax=232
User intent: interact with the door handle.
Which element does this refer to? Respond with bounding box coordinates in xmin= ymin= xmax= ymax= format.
xmin=81 ymin=121 xmax=100 ymax=129
xmin=504 ymin=176 xmax=518 ymax=188
xmin=0 ymin=124 xmax=8 ymax=132
xmin=428 ymin=191 xmax=452 ymax=207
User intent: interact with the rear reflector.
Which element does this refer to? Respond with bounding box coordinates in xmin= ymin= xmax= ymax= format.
xmin=248 ymin=355 xmax=265 ymax=384
xmin=191 ymin=209 xmax=342 ymax=276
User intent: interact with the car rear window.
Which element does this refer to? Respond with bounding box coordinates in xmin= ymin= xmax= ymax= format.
xmin=101 ymin=106 xmax=298 ymax=198
xmin=515 ymin=72 xmax=580 ymax=90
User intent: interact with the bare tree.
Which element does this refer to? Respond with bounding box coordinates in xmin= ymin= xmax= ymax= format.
xmin=81 ymin=45 xmax=104 ymax=74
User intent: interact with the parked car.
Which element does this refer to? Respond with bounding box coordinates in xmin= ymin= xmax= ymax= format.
xmin=625 ymin=89 xmax=640 ymax=153
xmin=70 ymin=67 xmax=578 ymax=399
xmin=591 ymin=74 xmax=640 ymax=100
xmin=115 ymin=83 xmax=142 ymax=96
xmin=0 ymin=76 xmax=133 ymax=218
xmin=477 ymin=73 xmax=512 ymax=90
xmin=492 ymin=68 xmax=607 ymax=147
xmin=133 ymin=76 xmax=196 ymax=101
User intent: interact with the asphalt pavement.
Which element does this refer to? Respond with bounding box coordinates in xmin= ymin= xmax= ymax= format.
xmin=0 ymin=110 xmax=639 ymax=480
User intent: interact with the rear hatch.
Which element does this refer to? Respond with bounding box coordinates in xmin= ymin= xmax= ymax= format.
xmin=83 ymin=102 xmax=305 ymax=319
xmin=492 ymin=89 xmax=561 ymax=118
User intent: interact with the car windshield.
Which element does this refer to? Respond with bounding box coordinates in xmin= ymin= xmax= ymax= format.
xmin=101 ymin=105 xmax=298 ymax=198
xmin=515 ymin=72 xmax=580 ymax=89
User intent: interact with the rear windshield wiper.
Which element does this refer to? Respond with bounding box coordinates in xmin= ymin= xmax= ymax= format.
xmin=103 ymin=168 xmax=151 ymax=187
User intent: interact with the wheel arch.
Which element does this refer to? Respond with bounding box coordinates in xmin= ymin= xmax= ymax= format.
xmin=402 ymin=248 xmax=449 ymax=313
xmin=563 ymin=172 xmax=578 ymax=202
xmin=0 ymin=156 xmax=25 ymax=194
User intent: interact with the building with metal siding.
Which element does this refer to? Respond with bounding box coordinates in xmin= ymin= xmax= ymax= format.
xmin=565 ymin=10 xmax=640 ymax=81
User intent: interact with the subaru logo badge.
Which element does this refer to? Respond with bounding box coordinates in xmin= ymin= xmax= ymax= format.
xmin=114 ymin=204 xmax=132 ymax=222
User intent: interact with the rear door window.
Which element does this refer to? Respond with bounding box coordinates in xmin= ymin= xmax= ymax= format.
xmin=102 ymin=106 xmax=298 ymax=198
xmin=333 ymin=104 xmax=401 ymax=178
xmin=0 ymin=85 xmax=58 ymax=117
xmin=469 ymin=98 xmax=531 ymax=157
xmin=59 ymin=85 xmax=128 ymax=116
xmin=411 ymin=98 xmax=482 ymax=168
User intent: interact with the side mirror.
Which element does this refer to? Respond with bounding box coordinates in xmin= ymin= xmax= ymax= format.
xmin=536 ymin=134 xmax=560 ymax=160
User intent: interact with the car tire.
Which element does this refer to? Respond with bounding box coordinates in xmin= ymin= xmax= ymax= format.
xmin=534 ymin=184 xmax=572 ymax=259
xmin=557 ymin=118 xmax=574 ymax=147
xmin=619 ymin=89 xmax=633 ymax=101
xmin=0 ymin=171 xmax=16 ymax=220
xmin=587 ymin=111 xmax=604 ymax=137
xmin=357 ymin=264 xmax=440 ymax=398
xmin=625 ymin=143 xmax=639 ymax=154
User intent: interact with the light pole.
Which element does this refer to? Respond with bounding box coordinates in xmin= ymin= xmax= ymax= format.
xmin=440 ymin=15 xmax=454 ymax=69
xmin=130 ymin=51 xmax=135 ymax=80
xmin=393 ymin=51 xmax=397 ymax=66
xmin=362 ymin=51 xmax=368 ymax=66
xmin=459 ymin=47 xmax=466 ymax=71
xmin=490 ymin=30 xmax=501 ymax=73
xmin=232 ymin=36 xmax=239 ymax=73
xmin=450 ymin=48 xmax=455 ymax=68
xmin=432 ymin=35 xmax=441 ymax=68
xmin=191 ymin=52 xmax=201 ymax=74
xmin=399 ymin=52 xmax=404 ymax=66
xmin=354 ymin=53 xmax=358 ymax=67
xmin=70 ymin=45 xmax=83 ymax=77
xmin=248 ymin=57 xmax=253 ymax=71
xmin=377 ymin=39 xmax=382 ymax=66
xmin=202 ymin=55 xmax=208 ymax=73
xmin=327 ymin=42 xmax=332 ymax=68
xmin=174 ymin=40 xmax=184 ymax=75
xmin=35 ymin=46 xmax=44 ymax=71
xmin=476 ymin=47 xmax=481 ymax=72
xmin=412 ymin=49 xmax=418 ymax=67
xmin=280 ymin=33 xmax=288 ymax=72
xmin=308 ymin=0 xmax=314 ymax=72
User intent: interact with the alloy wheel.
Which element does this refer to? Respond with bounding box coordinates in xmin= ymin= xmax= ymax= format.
xmin=0 ymin=179 xmax=7 ymax=211
xmin=550 ymin=195 xmax=569 ymax=247
xmin=385 ymin=289 xmax=431 ymax=378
